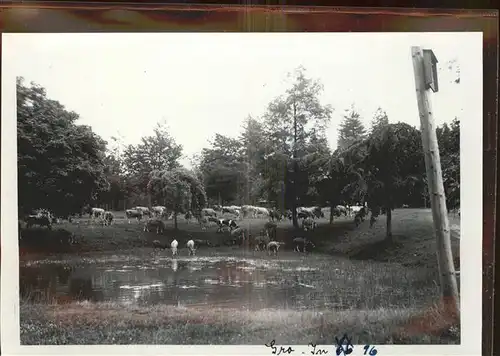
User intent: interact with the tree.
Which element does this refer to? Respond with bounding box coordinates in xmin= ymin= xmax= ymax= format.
xmin=437 ymin=118 xmax=460 ymax=211
xmin=362 ymin=123 xmax=425 ymax=240
xmin=17 ymin=77 xmax=109 ymax=217
xmin=263 ymin=66 xmax=333 ymax=227
xmin=338 ymin=105 xmax=366 ymax=151
xmin=240 ymin=116 xmax=267 ymax=205
xmin=199 ymin=134 xmax=244 ymax=205
xmin=122 ymin=121 xmax=182 ymax=205
xmin=147 ymin=167 xmax=206 ymax=229
xmin=370 ymin=107 xmax=389 ymax=134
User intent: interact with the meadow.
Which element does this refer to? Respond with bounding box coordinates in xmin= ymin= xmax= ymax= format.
xmin=19 ymin=208 xmax=461 ymax=345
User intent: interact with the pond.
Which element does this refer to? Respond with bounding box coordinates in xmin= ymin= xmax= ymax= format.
xmin=19 ymin=248 xmax=437 ymax=311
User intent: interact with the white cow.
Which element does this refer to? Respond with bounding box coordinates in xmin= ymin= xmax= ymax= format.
xmin=125 ymin=209 xmax=143 ymax=223
xmin=254 ymin=207 xmax=269 ymax=218
xmin=134 ymin=206 xmax=151 ymax=217
xmin=151 ymin=206 xmax=166 ymax=217
xmin=171 ymin=239 xmax=179 ymax=256
xmin=186 ymin=239 xmax=196 ymax=256
xmin=89 ymin=207 xmax=105 ymax=221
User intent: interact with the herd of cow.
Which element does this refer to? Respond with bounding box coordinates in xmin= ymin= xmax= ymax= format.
xmin=20 ymin=203 xmax=373 ymax=255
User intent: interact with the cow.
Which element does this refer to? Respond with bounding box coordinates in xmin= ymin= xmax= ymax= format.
xmin=336 ymin=205 xmax=348 ymax=216
xmin=151 ymin=206 xmax=166 ymax=218
xmin=125 ymin=209 xmax=144 ymax=223
xmin=216 ymin=218 xmax=238 ymax=233
xmin=198 ymin=216 xmax=210 ymax=230
xmin=102 ymin=211 xmax=114 ymax=226
xmin=269 ymin=209 xmax=282 ymax=222
xmin=152 ymin=239 xmax=169 ymax=251
xmin=193 ymin=239 xmax=213 ymax=248
xmin=254 ymin=207 xmax=269 ymax=218
xmin=253 ymin=233 xmax=270 ymax=251
xmin=230 ymin=226 xmax=248 ymax=246
xmin=267 ymin=241 xmax=282 ymax=256
xmin=184 ymin=211 xmax=193 ymax=223
xmin=89 ymin=207 xmax=105 ymax=221
xmin=171 ymin=239 xmax=179 ymax=256
xmin=201 ymin=208 xmax=217 ymax=218
xmin=348 ymin=205 xmax=364 ymax=217
xmin=144 ymin=218 xmax=166 ymax=234
xmin=354 ymin=207 xmax=368 ymax=227
xmin=25 ymin=210 xmax=52 ymax=229
xmin=264 ymin=221 xmax=278 ymax=240
xmin=186 ymin=239 xmax=196 ymax=256
xmin=240 ymin=205 xmax=255 ymax=218
xmin=293 ymin=237 xmax=315 ymax=253
xmin=302 ymin=217 xmax=316 ymax=231
xmin=222 ymin=206 xmax=240 ymax=218
xmin=134 ymin=206 xmax=151 ymax=217
xmin=298 ymin=210 xmax=314 ymax=220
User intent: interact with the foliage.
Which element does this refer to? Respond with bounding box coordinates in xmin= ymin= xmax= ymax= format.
xmin=147 ymin=167 xmax=206 ymax=228
xmin=370 ymin=107 xmax=389 ymax=134
xmin=337 ymin=106 xmax=366 ymax=151
xmin=17 ymin=77 xmax=109 ymax=217
xmin=262 ymin=66 xmax=332 ymax=223
xmin=122 ymin=122 xmax=183 ymax=202
xmin=436 ymin=118 xmax=460 ymax=210
xmin=199 ymin=134 xmax=244 ymax=205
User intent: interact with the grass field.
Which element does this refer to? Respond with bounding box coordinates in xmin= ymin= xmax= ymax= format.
xmin=19 ymin=208 xmax=461 ymax=345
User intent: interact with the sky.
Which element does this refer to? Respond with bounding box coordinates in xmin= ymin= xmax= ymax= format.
xmin=3 ymin=32 xmax=478 ymax=168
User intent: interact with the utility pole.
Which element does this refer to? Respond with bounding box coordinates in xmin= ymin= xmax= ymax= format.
xmin=411 ymin=46 xmax=459 ymax=316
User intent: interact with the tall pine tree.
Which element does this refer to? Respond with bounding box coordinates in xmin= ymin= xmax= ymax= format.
xmin=337 ymin=106 xmax=366 ymax=150
xmin=370 ymin=107 xmax=389 ymax=134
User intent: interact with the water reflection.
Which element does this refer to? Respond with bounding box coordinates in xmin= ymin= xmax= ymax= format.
xmin=20 ymin=252 xmax=437 ymax=310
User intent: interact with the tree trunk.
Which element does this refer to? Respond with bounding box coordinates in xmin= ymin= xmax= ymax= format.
xmin=292 ymin=102 xmax=299 ymax=229
xmin=329 ymin=201 xmax=335 ymax=224
xmin=386 ymin=207 xmax=392 ymax=241
xmin=174 ymin=211 xmax=178 ymax=230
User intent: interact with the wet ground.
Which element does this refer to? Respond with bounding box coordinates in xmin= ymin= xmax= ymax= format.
xmin=20 ymin=248 xmax=438 ymax=311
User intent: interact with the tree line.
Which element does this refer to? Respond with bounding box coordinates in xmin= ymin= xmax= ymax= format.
xmin=17 ymin=66 xmax=460 ymax=237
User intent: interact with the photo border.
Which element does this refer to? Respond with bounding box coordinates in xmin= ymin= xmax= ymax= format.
xmin=1 ymin=3 xmax=497 ymax=356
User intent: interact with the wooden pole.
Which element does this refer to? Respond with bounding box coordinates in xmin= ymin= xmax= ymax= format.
xmin=411 ymin=47 xmax=460 ymax=316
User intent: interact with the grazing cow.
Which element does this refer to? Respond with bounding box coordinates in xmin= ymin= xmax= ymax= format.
xmin=267 ymin=241 xmax=282 ymax=256
xmin=144 ymin=218 xmax=166 ymax=234
xmin=193 ymin=239 xmax=213 ymax=248
xmin=151 ymin=206 xmax=166 ymax=217
xmin=269 ymin=209 xmax=282 ymax=222
xmin=125 ymin=209 xmax=144 ymax=223
xmin=134 ymin=206 xmax=151 ymax=217
xmin=253 ymin=234 xmax=270 ymax=251
xmin=302 ymin=217 xmax=316 ymax=231
xmin=152 ymin=239 xmax=169 ymax=251
xmin=216 ymin=218 xmax=238 ymax=232
xmin=336 ymin=205 xmax=348 ymax=216
xmin=254 ymin=207 xmax=270 ymax=218
xmin=198 ymin=216 xmax=210 ymax=230
xmin=184 ymin=211 xmax=193 ymax=223
xmin=186 ymin=239 xmax=196 ymax=256
xmin=102 ymin=211 xmax=114 ymax=226
xmin=354 ymin=207 xmax=368 ymax=227
xmin=264 ymin=221 xmax=278 ymax=240
xmin=240 ymin=205 xmax=255 ymax=218
xmin=349 ymin=205 xmax=364 ymax=216
xmin=171 ymin=239 xmax=179 ymax=256
xmin=201 ymin=208 xmax=217 ymax=218
xmin=89 ymin=207 xmax=105 ymax=221
xmin=222 ymin=206 xmax=240 ymax=218
xmin=230 ymin=226 xmax=248 ymax=246
xmin=297 ymin=210 xmax=313 ymax=220
xmin=293 ymin=237 xmax=315 ymax=253
xmin=26 ymin=210 xmax=52 ymax=229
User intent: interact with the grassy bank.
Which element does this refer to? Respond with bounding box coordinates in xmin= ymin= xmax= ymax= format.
xmin=20 ymin=301 xmax=459 ymax=345
xmin=20 ymin=209 xmax=460 ymax=269
xmin=19 ymin=209 xmax=461 ymax=345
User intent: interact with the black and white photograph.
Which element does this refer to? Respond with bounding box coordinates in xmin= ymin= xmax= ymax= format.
xmin=1 ymin=32 xmax=482 ymax=355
